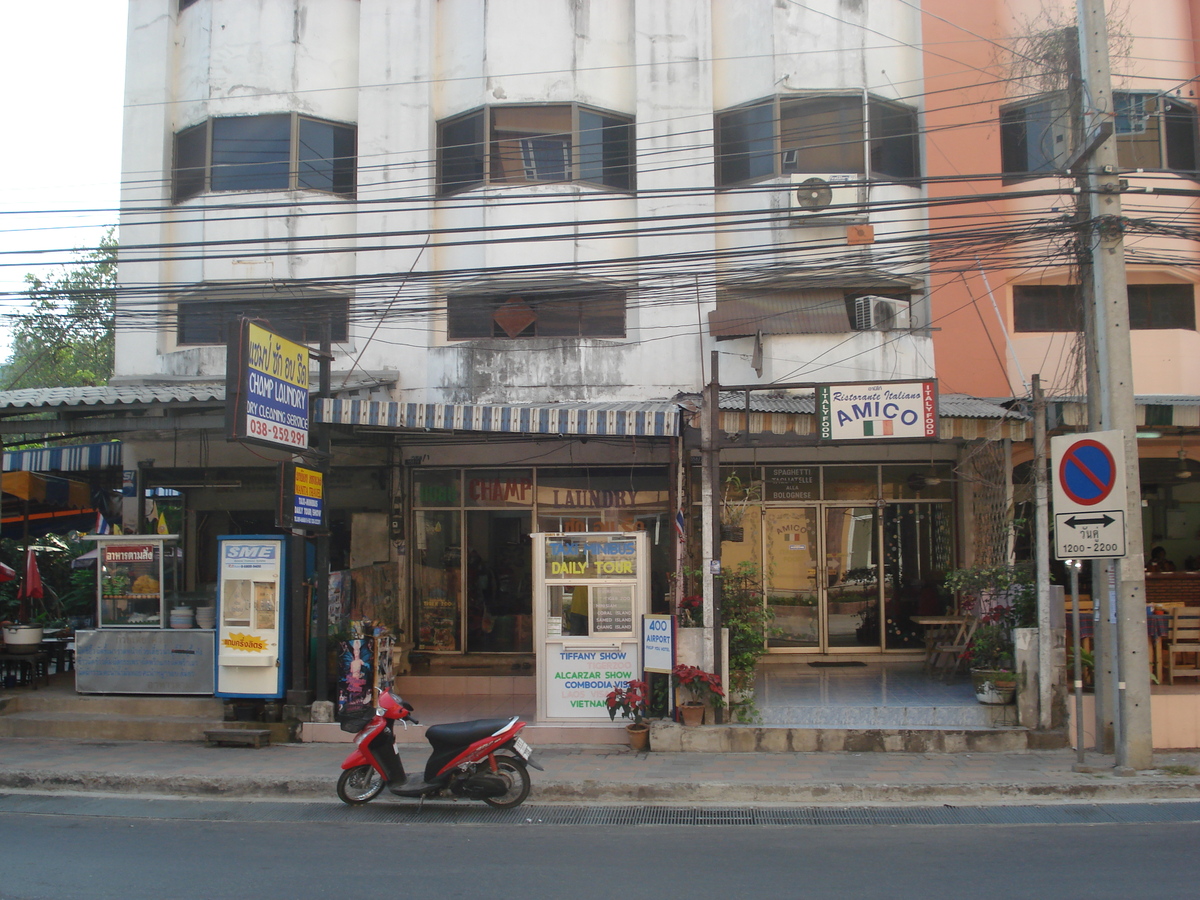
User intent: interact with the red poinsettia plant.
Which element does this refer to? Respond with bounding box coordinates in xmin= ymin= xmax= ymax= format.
xmin=672 ymin=663 xmax=726 ymax=707
xmin=606 ymin=679 xmax=650 ymax=725
xmin=678 ymin=594 xmax=703 ymax=628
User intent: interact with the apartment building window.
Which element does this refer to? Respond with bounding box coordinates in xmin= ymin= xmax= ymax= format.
xmin=1013 ymin=283 xmax=1195 ymax=331
xmin=179 ymin=0 xmax=200 ymax=10
xmin=1000 ymin=91 xmax=1198 ymax=176
xmin=177 ymin=293 xmax=350 ymax=345
xmin=715 ymin=94 xmax=920 ymax=186
xmin=437 ymin=105 xmax=635 ymax=194
xmin=172 ymin=114 xmax=357 ymax=202
xmin=1000 ymin=95 xmax=1068 ymax=175
xmin=1114 ymin=92 xmax=1198 ymax=172
xmin=446 ymin=290 xmax=626 ymax=339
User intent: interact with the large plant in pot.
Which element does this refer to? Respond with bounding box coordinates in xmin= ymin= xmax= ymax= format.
xmin=606 ymin=679 xmax=651 ymax=751
xmin=672 ymin=664 xmax=725 ymax=725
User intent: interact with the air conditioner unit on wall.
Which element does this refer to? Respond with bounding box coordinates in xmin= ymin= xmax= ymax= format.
xmin=854 ymin=295 xmax=911 ymax=331
xmin=788 ymin=174 xmax=864 ymax=220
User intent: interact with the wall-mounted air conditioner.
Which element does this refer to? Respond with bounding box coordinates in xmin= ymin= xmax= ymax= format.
xmin=854 ymin=295 xmax=911 ymax=331
xmin=788 ymin=173 xmax=864 ymax=220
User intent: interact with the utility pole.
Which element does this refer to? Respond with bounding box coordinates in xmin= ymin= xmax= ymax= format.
xmin=703 ymin=351 xmax=724 ymax=724
xmin=1075 ymin=0 xmax=1151 ymax=770
xmin=1032 ymin=375 xmax=1053 ymax=729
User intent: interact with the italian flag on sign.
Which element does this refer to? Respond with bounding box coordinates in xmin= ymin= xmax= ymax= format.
xmin=861 ymin=419 xmax=894 ymax=437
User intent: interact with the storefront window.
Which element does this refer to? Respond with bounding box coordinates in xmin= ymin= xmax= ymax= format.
xmin=464 ymin=469 xmax=533 ymax=507
xmin=466 ymin=510 xmax=532 ymax=652
xmin=882 ymin=464 xmax=953 ymax=500
xmin=823 ymin=466 xmax=879 ymax=500
xmin=882 ymin=503 xmax=954 ymax=648
xmin=413 ymin=510 xmax=461 ymax=651
xmin=414 ymin=469 xmax=460 ymax=507
xmin=413 ymin=466 xmax=671 ymax=652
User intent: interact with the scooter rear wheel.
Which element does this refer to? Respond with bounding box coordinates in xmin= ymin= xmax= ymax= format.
xmin=337 ymin=765 xmax=385 ymax=805
xmin=482 ymin=754 xmax=531 ymax=809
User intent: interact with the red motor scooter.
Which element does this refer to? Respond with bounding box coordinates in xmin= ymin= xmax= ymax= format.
xmin=336 ymin=689 xmax=541 ymax=809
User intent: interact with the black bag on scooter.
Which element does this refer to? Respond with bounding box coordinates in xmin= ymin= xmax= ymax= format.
xmin=339 ymin=709 xmax=377 ymax=733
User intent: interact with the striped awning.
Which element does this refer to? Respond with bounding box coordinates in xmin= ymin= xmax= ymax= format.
xmin=2 ymin=441 xmax=123 ymax=473
xmin=1 ymin=471 xmax=92 ymax=508
xmin=314 ymin=399 xmax=679 ymax=437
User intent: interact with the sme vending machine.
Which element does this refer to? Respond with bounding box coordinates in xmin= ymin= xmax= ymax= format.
xmin=533 ymin=532 xmax=649 ymax=722
xmin=215 ymin=536 xmax=286 ymax=698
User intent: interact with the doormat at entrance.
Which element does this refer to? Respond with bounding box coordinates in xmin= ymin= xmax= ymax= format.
xmin=807 ymin=661 xmax=867 ymax=668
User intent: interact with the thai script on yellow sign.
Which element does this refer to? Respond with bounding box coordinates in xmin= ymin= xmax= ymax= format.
xmin=247 ymin=322 xmax=309 ymax=390
xmin=222 ymin=632 xmax=268 ymax=653
xmin=294 ymin=466 xmax=323 ymax=498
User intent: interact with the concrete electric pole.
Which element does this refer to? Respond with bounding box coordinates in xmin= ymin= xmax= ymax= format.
xmin=1074 ymin=0 xmax=1152 ymax=771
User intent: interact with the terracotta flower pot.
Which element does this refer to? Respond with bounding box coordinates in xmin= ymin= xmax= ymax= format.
xmin=626 ymin=722 xmax=650 ymax=751
xmin=679 ymin=702 xmax=705 ymax=726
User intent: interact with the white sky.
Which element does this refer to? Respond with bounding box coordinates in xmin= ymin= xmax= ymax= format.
xmin=0 ymin=0 xmax=128 ymax=353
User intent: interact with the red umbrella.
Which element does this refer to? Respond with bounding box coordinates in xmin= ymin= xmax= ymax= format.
xmin=16 ymin=548 xmax=43 ymax=623
xmin=0 ymin=561 xmax=14 ymax=583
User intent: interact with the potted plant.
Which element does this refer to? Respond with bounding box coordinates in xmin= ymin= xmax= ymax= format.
xmin=605 ymin=679 xmax=651 ymax=750
xmin=677 ymin=594 xmax=703 ymax=628
xmin=966 ymin=613 xmax=1017 ymax=705
xmin=672 ymin=663 xmax=725 ymax=725
xmin=720 ymin=472 xmax=761 ymax=542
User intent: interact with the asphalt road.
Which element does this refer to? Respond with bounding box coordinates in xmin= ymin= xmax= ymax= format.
xmin=2 ymin=796 xmax=1199 ymax=900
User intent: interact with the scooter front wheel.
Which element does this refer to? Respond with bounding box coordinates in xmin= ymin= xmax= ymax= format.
xmin=482 ymin=754 xmax=531 ymax=809
xmin=337 ymin=765 xmax=385 ymax=805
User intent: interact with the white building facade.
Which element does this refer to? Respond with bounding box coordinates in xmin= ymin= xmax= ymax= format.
xmin=112 ymin=0 xmax=1003 ymax=667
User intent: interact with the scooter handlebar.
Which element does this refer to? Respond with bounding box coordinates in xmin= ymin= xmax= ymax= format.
xmin=406 ymin=714 xmax=419 ymax=725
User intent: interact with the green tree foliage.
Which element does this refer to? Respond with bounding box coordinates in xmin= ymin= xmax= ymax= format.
xmin=2 ymin=229 xmax=116 ymax=390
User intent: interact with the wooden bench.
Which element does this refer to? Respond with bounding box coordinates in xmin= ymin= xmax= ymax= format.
xmin=204 ymin=728 xmax=271 ymax=748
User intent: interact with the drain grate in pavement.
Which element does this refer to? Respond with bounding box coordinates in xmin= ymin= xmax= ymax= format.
xmin=2 ymin=793 xmax=1200 ymax=827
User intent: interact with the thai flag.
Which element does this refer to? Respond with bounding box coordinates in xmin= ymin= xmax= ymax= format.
xmin=95 ymin=512 xmax=113 ymax=535
xmin=674 ymin=509 xmax=686 ymax=543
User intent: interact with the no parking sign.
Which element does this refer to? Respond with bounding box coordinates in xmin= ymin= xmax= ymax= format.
xmin=1050 ymin=430 xmax=1128 ymax=559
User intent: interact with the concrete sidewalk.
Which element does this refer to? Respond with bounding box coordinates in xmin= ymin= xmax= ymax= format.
xmin=1 ymin=736 xmax=1199 ymax=806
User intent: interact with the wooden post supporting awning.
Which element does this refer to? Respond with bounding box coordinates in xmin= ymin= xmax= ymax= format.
xmin=1 ymin=470 xmax=92 ymax=508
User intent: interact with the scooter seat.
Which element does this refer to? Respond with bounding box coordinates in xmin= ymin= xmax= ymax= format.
xmin=425 ymin=717 xmax=514 ymax=750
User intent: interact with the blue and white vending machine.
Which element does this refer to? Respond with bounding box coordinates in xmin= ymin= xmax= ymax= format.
xmin=215 ymin=535 xmax=286 ymax=698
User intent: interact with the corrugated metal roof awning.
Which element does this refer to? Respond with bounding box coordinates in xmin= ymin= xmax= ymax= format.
xmin=3 ymin=442 xmax=123 ymax=473
xmin=696 ymin=392 xmax=1028 ymax=441
xmin=314 ymin=399 xmax=679 ymax=437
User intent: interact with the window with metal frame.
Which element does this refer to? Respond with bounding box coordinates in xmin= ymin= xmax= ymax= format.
xmin=715 ymin=94 xmax=920 ymax=186
xmin=436 ymin=104 xmax=634 ymax=195
xmin=1012 ymin=283 xmax=1195 ymax=332
xmin=1001 ymin=91 xmax=1197 ymax=176
xmin=176 ymin=293 xmax=350 ymax=345
xmin=172 ymin=114 xmax=357 ymax=203
xmin=446 ymin=290 xmax=626 ymax=339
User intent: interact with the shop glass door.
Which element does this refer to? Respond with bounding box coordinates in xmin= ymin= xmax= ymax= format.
xmin=764 ymin=506 xmax=881 ymax=652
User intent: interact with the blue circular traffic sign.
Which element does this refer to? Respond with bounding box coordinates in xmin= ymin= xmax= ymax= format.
xmin=1058 ymin=439 xmax=1117 ymax=507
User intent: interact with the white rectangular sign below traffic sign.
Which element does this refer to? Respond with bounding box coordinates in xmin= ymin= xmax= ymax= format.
xmin=1054 ymin=509 xmax=1127 ymax=559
